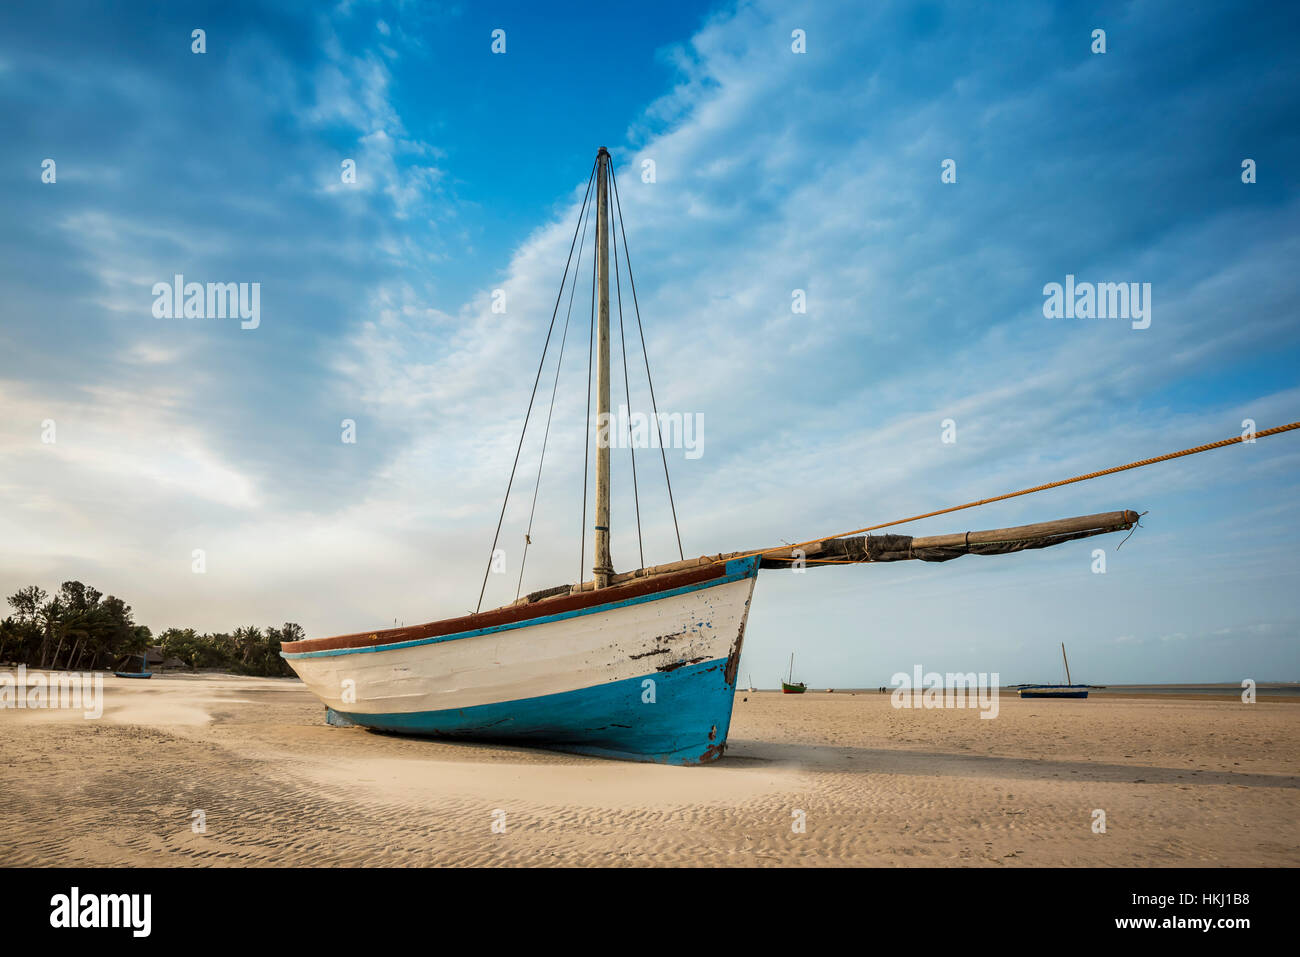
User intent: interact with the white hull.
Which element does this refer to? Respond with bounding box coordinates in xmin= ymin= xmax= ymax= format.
xmin=282 ymin=558 xmax=762 ymax=762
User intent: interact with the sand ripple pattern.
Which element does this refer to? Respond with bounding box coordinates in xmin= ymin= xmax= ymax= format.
xmin=1 ymin=675 xmax=1296 ymax=866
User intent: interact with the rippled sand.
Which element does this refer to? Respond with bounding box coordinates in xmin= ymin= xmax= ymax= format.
xmin=1 ymin=672 xmax=1296 ymax=866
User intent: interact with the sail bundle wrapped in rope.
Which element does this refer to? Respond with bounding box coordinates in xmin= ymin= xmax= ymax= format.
xmin=534 ymin=509 xmax=1140 ymax=599
xmin=754 ymin=510 xmax=1140 ymax=567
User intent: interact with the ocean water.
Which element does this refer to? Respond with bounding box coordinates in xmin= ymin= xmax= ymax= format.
xmin=1087 ymin=684 xmax=1300 ymax=698
xmin=839 ymin=685 xmax=1300 ymax=698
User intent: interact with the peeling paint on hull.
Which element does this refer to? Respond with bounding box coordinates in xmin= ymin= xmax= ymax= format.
xmin=287 ymin=556 xmax=760 ymax=764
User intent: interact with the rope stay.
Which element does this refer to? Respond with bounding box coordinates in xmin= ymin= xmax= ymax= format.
xmin=608 ymin=163 xmax=685 ymax=560
xmin=478 ymin=152 xmax=1297 ymax=606
xmin=490 ymin=152 xmax=685 ymax=602
xmin=722 ymin=420 xmax=1300 ymax=566
xmin=476 ymin=158 xmax=597 ymax=613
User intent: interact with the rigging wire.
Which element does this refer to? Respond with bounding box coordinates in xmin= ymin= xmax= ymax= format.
xmin=608 ymin=162 xmax=684 ymax=560
xmin=720 ymin=420 xmax=1300 ymax=566
xmin=609 ymin=163 xmax=645 ymax=570
xmin=515 ymin=175 xmax=595 ymax=600
xmin=479 ymin=160 xmax=1300 ymax=601
xmin=475 ymin=158 xmax=597 ymax=613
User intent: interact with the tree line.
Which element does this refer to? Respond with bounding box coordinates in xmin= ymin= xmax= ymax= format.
xmin=1 ymin=580 xmax=301 ymax=678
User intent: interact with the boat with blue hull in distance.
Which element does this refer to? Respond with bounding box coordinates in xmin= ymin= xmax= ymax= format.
xmin=281 ymin=148 xmax=1141 ymax=763
xmin=1019 ymin=686 xmax=1089 ymax=699
xmin=114 ymin=653 xmax=152 ymax=679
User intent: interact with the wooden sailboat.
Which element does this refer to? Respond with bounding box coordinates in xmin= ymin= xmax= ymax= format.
xmin=781 ymin=653 xmax=807 ymax=694
xmin=114 ymin=652 xmax=152 ymax=679
xmin=1019 ymin=642 xmax=1089 ymax=699
xmin=282 ymin=148 xmax=1139 ymax=764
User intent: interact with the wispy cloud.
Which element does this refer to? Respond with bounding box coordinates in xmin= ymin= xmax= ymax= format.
xmin=0 ymin=0 xmax=1295 ymax=684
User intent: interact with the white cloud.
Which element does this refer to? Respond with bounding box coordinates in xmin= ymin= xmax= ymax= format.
xmin=2 ymin=0 xmax=1296 ymax=684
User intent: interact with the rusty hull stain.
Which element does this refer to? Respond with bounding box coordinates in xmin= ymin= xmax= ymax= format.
xmin=722 ymin=623 xmax=745 ymax=686
xmin=694 ymin=740 xmax=726 ymax=764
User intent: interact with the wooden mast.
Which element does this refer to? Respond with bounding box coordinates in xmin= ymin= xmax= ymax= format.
xmin=593 ymin=147 xmax=614 ymax=589
xmin=1061 ymin=642 xmax=1072 ymax=685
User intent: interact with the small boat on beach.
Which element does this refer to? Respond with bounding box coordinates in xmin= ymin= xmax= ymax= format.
xmin=782 ymin=654 xmax=807 ymax=694
xmin=1019 ymin=643 xmax=1089 ymax=699
xmin=114 ymin=653 xmax=153 ymax=679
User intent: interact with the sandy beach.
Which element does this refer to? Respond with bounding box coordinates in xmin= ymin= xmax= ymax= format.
xmin=1 ymin=672 xmax=1296 ymax=867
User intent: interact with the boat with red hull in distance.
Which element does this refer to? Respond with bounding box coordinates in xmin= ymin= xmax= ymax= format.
xmin=781 ymin=653 xmax=807 ymax=694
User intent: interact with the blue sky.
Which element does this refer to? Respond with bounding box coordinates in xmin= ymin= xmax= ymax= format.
xmin=1 ymin=0 xmax=1297 ymax=685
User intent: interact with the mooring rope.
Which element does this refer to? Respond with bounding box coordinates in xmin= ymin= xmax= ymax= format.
xmin=723 ymin=420 xmax=1300 ymax=565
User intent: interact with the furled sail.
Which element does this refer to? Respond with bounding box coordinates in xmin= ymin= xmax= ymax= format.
xmin=755 ymin=509 xmax=1139 ymax=567
xmin=522 ymin=510 xmax=1140 ymax=601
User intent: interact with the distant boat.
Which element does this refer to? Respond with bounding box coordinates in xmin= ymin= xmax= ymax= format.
xmin=114 ymin=653 xmax=153 ymax=680
xmin=747 ymin=673 xmax=754 ymax=693
xmin=1019 ymin=643 xmax=1088 ymax=698
xmin=782 ymin=653 xmax=807 ymax=694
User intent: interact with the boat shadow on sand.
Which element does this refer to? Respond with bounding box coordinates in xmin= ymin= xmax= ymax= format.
xmin=714 ymin=741 xmax=1300 ymax=790
xmin=356 ymin=727 xmax=1297 ymax=790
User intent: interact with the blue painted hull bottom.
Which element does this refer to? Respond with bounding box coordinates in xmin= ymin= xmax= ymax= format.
xmin=1019 ymin=689 xmax=1088 ymax=698
xmin=328 ymin=656 xmax=740 ymax=766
